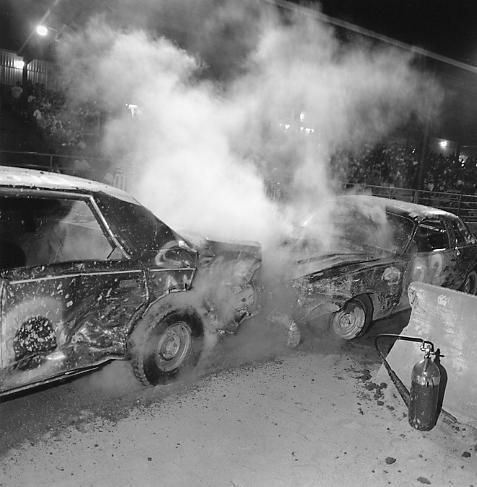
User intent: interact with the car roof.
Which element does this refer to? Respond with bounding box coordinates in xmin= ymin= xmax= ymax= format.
xmin=0 ymin=165 xmax=138 ymax=204
xmin=340 ymin=194 xmax=457 ymax=221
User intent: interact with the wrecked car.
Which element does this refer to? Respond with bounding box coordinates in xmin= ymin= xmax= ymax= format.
xmin=0 ymin=166 xmax=261 ymax=396
xmin=289 ymin=194 xmax=477 ymax=340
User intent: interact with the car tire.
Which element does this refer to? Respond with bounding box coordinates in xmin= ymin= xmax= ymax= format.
xmin=462 ymin=270 xmax=477 ymax=295
xmin=129 ymin=310 xmax=203 ymax=386
xmin=330 ymin=294 xmax=373 ymax=340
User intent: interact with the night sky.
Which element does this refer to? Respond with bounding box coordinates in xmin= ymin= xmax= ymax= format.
xmin=318 ymin=0 xmax=477 ymax=65
xmin=1 ymin=0 xmax=476 ymax=142
xmin=1 ymin=0 xmax=476 ymax=64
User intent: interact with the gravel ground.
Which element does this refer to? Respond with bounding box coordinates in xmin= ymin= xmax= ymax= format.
xmin=0 ymin=315 xmax=476 ymax=486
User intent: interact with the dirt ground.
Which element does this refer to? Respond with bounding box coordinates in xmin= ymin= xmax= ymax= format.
xmin=0 ymin=315 xmax=476 ymax=487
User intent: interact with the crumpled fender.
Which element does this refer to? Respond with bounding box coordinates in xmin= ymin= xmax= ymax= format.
xmin=128 ymin=290 xmax=206 ymax=337
xmin=294 ymin=293 xmax=342 ymax=322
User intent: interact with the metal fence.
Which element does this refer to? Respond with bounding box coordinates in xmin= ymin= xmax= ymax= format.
xmin=1 ymin=151 xmax=477 ymax=223
xmin=0 ymin=50 xmax=23 ymax=86
xmin=0 ymin=49 xmax=59 ymax=91
xmin=0 ymin=149 xmax=124 ymax=187
xmin=346 ymin=184 xmax=477 ymax=223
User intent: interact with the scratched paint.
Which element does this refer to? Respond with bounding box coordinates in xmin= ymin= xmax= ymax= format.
xmin=292 ymin=258 xmax=406 ymax=321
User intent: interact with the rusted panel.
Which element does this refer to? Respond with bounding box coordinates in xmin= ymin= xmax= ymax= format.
xmin=148 ymin=269 xmax=196 ymax=298
xmin=293 ymin=260 xmax=405 ymax=320
xmin=0 ymin=262 xmax=148 ymax=393
xmin=197 ymin=253 xmax=261 ymax=333
xmin=144 ymin=235 xmax=262 ymax=336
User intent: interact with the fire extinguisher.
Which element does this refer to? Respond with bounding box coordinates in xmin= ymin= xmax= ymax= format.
xmin=409 ymin=341 xmax=440 ymax=431
xmin=375 ymin=334 xmax=444 ymax=431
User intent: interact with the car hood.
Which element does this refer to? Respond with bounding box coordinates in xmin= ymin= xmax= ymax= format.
xmin=288 ymin=241 xmax=392 ymax=280
xmin=179 ymin=231 xmax=261 ymax=265
xmin=197 ymin=238 xmax=261 ymax=264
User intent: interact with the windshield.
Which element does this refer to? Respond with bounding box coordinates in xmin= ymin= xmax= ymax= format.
xmin=351 ymin=210 xmax=414 ymax=254
xmin=96 ymin=193 xmax=178 ymax=257
xmin=297 ymin=203 xmax=415 ymax=256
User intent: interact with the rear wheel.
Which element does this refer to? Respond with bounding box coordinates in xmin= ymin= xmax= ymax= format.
xmin=330 ymin=295 xmax=373 ymax=340
xmin=130 ymin=310 xmax=203 ymax=386
xmin=462 ymin=270 xmax=477 ymax=295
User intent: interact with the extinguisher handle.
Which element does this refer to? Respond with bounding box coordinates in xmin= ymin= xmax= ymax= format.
xmin=420 ymin=340 xmax=435 ymax=355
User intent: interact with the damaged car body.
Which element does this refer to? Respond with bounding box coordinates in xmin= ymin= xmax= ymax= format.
xmin=0 ymin=166 xmax=261 ymax=396
xmin=290 ymin=195 xmax=477 ymax=340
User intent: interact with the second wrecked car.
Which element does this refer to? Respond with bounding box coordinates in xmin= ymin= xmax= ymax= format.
xmin=289 ymin=194 xmax=477 ymax=339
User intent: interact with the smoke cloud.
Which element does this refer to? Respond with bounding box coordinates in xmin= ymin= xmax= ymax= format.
xmin=54 ymin=0 xmax=441 ymax=253
xmin=24 ymin=0 xmax=444 ymax=389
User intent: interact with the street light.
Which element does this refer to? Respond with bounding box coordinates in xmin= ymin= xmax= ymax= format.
xmin=17 ymin=0 xmax=64 ymax=56
xmin=35 ymin=25 xmax=50 ymax=37
xmin=35 ymin=24 xmax=64 ymax=42
xmin=439 ymin=140 xmax=448 ymax=149
xmin=13 ymin=59 xmax=25 ymax=70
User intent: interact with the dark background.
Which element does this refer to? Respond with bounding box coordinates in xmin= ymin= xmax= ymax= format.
xmin=1 ymin=0 xmax=476 ymax=143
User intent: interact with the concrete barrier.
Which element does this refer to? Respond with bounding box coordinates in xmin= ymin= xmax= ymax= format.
xmin=376 ymin=281 xmax=477 ymax=427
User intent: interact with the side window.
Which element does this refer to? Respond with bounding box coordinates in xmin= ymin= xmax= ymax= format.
xmin=452 ymin=218 xmax=475 ymax=247
xmin=0 ymin=196 xmax=118 ymax=269
xmin=414 ymin=219 xmax=449 ymax=252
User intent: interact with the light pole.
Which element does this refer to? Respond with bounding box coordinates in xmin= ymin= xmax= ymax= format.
xmin=17 ymin=0 xmax=64 ymax=84
xmin=34 ymin=24 xmax=63 ymax=41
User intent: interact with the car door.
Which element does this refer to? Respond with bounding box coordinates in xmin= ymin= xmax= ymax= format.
xmin=0 ymin=191 xmax=148 ymax=394
xmin=446 ymin=216 xmax=477 ymax=290
xmin=407 ymin=217 xmax=457 ymax=288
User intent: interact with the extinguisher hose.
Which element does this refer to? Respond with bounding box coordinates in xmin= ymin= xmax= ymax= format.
xmin=374 ymin=333 xmax=415 ymax=408
xmin=374 ymin=333 xmax=457 ymax=424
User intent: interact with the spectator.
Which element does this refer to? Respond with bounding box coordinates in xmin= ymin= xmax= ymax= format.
xmin=10 ymin=81 xmax=23 ymax=101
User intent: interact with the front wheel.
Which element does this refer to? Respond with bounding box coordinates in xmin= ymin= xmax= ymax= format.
xmin=461 ymin=270 xmax=477 ymax=295
xmin=330 ymin=295 xmax=373 ymax=340
xmin=129 ymin=310 xmax=203 ymax=386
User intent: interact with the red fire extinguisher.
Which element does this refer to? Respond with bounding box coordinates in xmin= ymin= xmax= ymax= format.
xmin=375 ymin=334 xmax=444 ymax=431
xmin=408 ymin=341 xmax=440 ymax=431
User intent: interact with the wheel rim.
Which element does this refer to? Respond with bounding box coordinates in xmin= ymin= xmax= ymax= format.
xmin=332 ymin=304 xmax=366 ymax=340
xmin=155 ymin=322 xmax=192 ymax=372
xmin=463 ymin=272 xmax=477 ymax=295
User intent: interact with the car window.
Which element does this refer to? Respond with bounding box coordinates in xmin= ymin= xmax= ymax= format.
xmin=96 ymin=194 xmax=178 ymax=257
xmin=384 ymin=212 xmax=415 ymax=254
xmin=451 ymin=218 xmax=475 ymax=247
xmin=414 ymin=219 xmax=449 ymax=252
xmin=0 ymin=196 xmax=117 ymax=269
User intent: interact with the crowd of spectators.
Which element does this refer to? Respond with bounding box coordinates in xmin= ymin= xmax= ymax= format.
xmin=9 ymin=80 xmax=101 ymax=155
xmin=4 ymin=82 xmax=477 ymax=197
xmin=331 ymin=142 xmax=477 ymax=195
xmin=331 ymin=143 xmax=420 ymax=188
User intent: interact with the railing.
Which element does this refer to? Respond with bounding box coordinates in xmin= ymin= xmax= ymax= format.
xmin=345 ymin=183 xmax=477 ymax=223
xmin=0 ymin=149 xmax=59 ymax=171
xmin=1 ymin=151 xmax=477 ymax=223
xmin=0 ymin=149 xmax=126 ymax=188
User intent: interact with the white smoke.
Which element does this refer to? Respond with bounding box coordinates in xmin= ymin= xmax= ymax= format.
xmin=55 ymin=0 xmax=442 ymax=251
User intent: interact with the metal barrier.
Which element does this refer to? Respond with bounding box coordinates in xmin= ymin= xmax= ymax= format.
xmin=1 ymin=151 xmax=477 ymax=222
xmin=376 ymin=282 xmax=477 ymax=427
xmin=0 ymin=149 xmax=122 ymax=186
xmin=345 ymin=183 xmax=477 ymax=222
